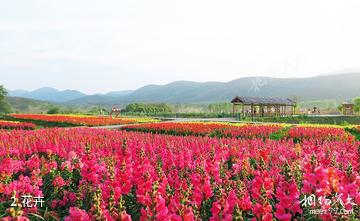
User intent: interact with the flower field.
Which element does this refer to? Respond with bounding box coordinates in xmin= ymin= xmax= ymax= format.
xmin=123 ymin=122 xmax=283 ymax=139
xmin=0 ymin=126 xmax=359 ymax=220
xmin=287 ymin=126 xmax=355 ymax=142
xmin=7 ymin=114 xmax=158 ymax=126
xmin=124 ymin=122 xmax=358 ymax=143
xmin=0 ymin=120 xmax=36 ymax=130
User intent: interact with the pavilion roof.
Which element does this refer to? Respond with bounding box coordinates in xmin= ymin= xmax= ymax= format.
xmin=231 ymin=96 xmax=295 ymax=105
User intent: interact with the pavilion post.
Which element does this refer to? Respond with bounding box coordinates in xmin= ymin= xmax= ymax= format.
xmin=283 ymin=105 xmax=285 ymax=116
xmin=232 ymin=104 xmax=235 ymax=117
xmin=284 ymin=105 xmax=286 ymax=116
xmin=251 ymin=104 xmax=254 ymax=120
xmin=276 ymin=104 xmax=281 ymax=116
xmin=283 ymin=105 xmax=286 ymax=116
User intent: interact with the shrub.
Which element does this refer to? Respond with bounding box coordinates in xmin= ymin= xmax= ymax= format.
xmin=47 ymin=107 xmax=60 ymax=114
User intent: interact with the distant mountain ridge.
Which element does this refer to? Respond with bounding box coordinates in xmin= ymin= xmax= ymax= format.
xmin=8 ymin=87 xmax=86 ymax=103
xmin=7 ymin=73 xmax=360 ymax=106
xmin=106 ymin=90 xmax=133 ymax=97
xmin=7 ymin=87 xmax=135 ymax=103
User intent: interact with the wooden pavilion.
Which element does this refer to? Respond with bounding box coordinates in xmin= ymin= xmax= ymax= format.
xmin=342 ymin=102 xmax=354 ymax=115
xmin=231 ymin=96 xmax=296 ymax=117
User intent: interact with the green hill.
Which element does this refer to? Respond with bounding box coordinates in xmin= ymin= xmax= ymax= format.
xmin=5 ymin=96 xmax=57 ymax=113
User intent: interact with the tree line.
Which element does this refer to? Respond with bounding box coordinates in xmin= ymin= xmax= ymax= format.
xmin=123 ymin=103 xmax=172 ymax=113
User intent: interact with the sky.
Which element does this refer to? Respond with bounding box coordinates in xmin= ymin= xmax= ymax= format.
xmin=1 ymin=0 xmax=360 ymax=94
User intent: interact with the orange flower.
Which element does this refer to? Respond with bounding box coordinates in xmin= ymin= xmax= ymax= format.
xmin=327 ymin=167 xmax=339 ymax=192
xmin=294 ymin=143 xmax=301 ymax=155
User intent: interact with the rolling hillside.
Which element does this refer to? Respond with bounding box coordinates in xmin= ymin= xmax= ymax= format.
xmin=5 ymin=96 xmax=56 ymax=113
xmin=7 ymin=73 xmax=360 ymax=106
xmin=66 ymin=73 xmax=360 ymax=105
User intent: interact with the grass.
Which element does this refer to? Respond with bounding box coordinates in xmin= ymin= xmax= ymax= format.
xmin=248 ymin=115 xmax=360 ymax=125
xmin=344 ymin=127 xmax=360 ymax=141
xmin=269 ymin=126 xmax=291 ymax=141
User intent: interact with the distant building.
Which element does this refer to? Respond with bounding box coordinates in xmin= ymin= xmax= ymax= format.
xmin=342 ymin=102 xmax=354 ymax=115
xmin=231 ymin=96 xmax=296 ymax=117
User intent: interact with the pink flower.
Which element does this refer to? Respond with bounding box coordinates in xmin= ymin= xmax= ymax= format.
xmin=251 ymin=171 xmax=274 ymax=200
xmin=64 ymin=207 xmax=90 ymax=221
xmin=302 ymin=165 xmax=331 ymax=196
xmin=52 ymin=175 xmax=66 ymax=188
xmin=155 ymin=196 xmax=169 ymax=221
xmin=61 ymin=161 xmax=73 ymax=171
xmin=252 ymin=202 xmax=273 ymax=221
xmin=1 ymin=216 xmax=30 ymax=221
xmin=210 ymin=201 xmax=222 ymax=216
xmin=275 ymin=179 xmax=302 ymax=221
xmin=183 ymin=207 xmax=195 ymax=221
xmin=119 ymin=211 xmax=132 ymax=221
xmin=238 ymin=193 xmax=252 ymax=211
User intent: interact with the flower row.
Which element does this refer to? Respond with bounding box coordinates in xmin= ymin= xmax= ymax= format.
xmin=123 ymin=122 xmax=283 ymax=139
xmin=0 ymin=128 xmax=359 ymax=220
xmin=287 ymin=126 xmax=355 ymax=142
xmin=7 ymin=114 xmax=158 ymax=126
xmin=0 ymin=120 xmax=36 ymax=130
xmin=123 ymin=122 xmax=356 ymax=142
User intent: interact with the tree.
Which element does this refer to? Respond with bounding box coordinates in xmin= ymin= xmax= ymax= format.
xmin=0 ymin=85 xmax=11 ymax=114
xmin=88 ymin=106 xmax=107 ymax=115
xmin=337 ymin=104 xmax=343 ymax=113
xmin=0 ymin=101 xmax=11 ymax=114
xmin=124 ymin=103 xmax=172 ymax=113
xmin=353 ymin=97 xmax=360 ymax=114
xmin=0 ymin=85 xmax=7 ymax=100
xmin=290 ymin=95 xmax=301 ymax=111
xmin=47 ymin=107 xmax=60 ymax=114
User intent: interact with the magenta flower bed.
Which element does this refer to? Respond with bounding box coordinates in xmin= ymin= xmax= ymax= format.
xmin=0 ymin=128 xmax=359 ymax=220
